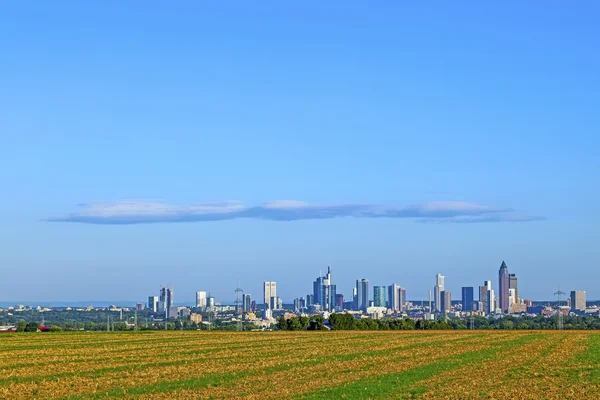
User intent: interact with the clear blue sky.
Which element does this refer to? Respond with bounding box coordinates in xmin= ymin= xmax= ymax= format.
xmin=1 ymin=2 xmax=598 ymax=304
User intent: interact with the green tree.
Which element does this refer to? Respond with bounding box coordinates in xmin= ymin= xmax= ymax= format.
xmin=24 ymin=322 xmax=40 ymax=332
xmin=16 ymin=321 xmax=27 ymax=332
xmin=276 ymin=317 xmax=289 ymax=331
xmin=308 ymin=315 xmax=325 ymax=330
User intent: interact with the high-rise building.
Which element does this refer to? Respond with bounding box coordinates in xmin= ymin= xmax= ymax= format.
xmin=398 ymin=287 xmax=406 ymax=312
xmin=498 ymin=261 xmax=509 ymax=313
xmin=487 ymin=288 xmax=495 ymax=314
xmin=160 ymin=287 xmax=174 ymax=318
xmin=243 ymin=294 xmax=251 ymax=311
xmin=509 ymin=274 xmax=518 ymax=302
xmin=356 ymin=279 xmax=369 ymax=312
xmin=324 ymin=267 xmax=335 ymax=310
xmin=570 ymin=290 xmax=586 ymax=311
xmin=508 ymin=288 xmax=516 ymax=309
xmin=478 ymin=285 xmax=488 ymax=314
xmin=461 ymin=287 xmax=474 ymax=312
xmin=148 ymin=296 xmax=159 ymax=312
xmin=335 ymin=294 xmax=344 ymax=309
xmin=434 ymin=274 xmax=445 ymax=313
xmin=388 ymin=284 xmax=399 ymax=311
xmin=294 ymin=298 xmax=301 ymax=312
xmin=306 ymin=294 xmax=314 ymax=307
xmin=373 ymin=286 xmax=386 ymax=307
xmin=440 ymin=290 xmax=452 ymax=313
xmin=196 ymin=291 xmax=207 ymax=308
xmin=313 ymin=266 xmax=336 ymax=310
xmin=263 ymin=282 xmax=276 ymax=310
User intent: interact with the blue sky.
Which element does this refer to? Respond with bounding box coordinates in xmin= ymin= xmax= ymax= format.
xmin=1 ymin=2 xmax=598 ymax=304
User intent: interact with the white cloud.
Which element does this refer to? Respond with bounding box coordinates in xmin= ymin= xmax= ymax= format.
xmin=46 ymin=200 xmax=543 ymax=225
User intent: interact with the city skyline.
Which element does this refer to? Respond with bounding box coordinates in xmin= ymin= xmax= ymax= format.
xmin=2 ymin=2 xmax=599 ymax=302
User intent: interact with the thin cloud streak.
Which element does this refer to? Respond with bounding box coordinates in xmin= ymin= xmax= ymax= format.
xmin=46 ymin=200 xmax=544 ymax=225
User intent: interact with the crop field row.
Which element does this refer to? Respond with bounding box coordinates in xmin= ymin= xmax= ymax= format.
xmin=1 ymin=331 xmax=599 ymax=399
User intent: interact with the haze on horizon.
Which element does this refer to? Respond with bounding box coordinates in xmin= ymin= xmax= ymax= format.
xmin=1 ymin=2 xmax=598 ymax=304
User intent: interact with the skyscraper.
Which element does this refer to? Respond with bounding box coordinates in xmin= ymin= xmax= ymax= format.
xmin=479 ymin=280 xmax=493 ymax=314
xmin=509 ymin=273 xmax=518 ymax=302
xmin=313 ymin=266 xmax=336 ymax=310
xmin=570 ymin=290 xmax=586 ymax=311
xmin=434 ymin=274 xmax=444 ymax=313
xmin=441 ymin=290 xmax=452 ymax=313
xmin=263 ymin=282 xmax=276 ymax=310
xmin=306 ymin=294 xmax=314 ymax=307
xmin=373 ymin=286 xmax=386 ymax=307
xmin=388 ymin=284 xmax=399 ymax=311
xmin=487 ymin=288 xmax=495 ymax=314
xmin=398 ymin=287 xmax=406 ymax=312
xmin=243 ymin=294 xmax=251 ymax=311
xmin=461 ymin=287 xmax=474 ymax=312
xmin=498 ymin=261 xmax=509 ymax=313
xmin=195 ymin=291 xmax=207 ymax=308
xmin=148 ymin=296 xmax=158 ymax=312
xmin=335 ymin=294 xmax=344 ymax=309
xmin=160 ymin=287 xmax=173 ymax=318
xmin=356 ymin=279 xmax=369 ymax=312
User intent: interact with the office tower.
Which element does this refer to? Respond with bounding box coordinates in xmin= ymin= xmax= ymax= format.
xmin=160 ymin=287 xmax=174 ymax=318
xmin=293 ymin=298 xmax=300 ymax=312
xmin=388 ymin=284 xmax=399 ymax=311
xmin=478 ymin=285 xmax=487 ymax=314
xmin=570 ymin=290 xmax=586 ymax=311
xmin=148 ymin=296 xmax=158 ymax=312
xmin=434 ymin=274 xmax=445 ymax=312
xmin=498 ymin=261 xmax=509 ymax=313
xmin=136 ymin=303 xmax=144 ymax=312
xmin=487 ymin=289 xmax=495 ymax=314
xmin=509 ymin=273 xmax=518 ymax=302
xmin=207 ymin=296 xmax=215 ymax=308
xmin=461 ymin=287 xmax=474 ymax=312
xmin=306 ymin=294 xmax=314 ymax=307
xmin=243 ymin=294 xmax=251 ymax=311
xmin=313 ymin=276 xmax=323 ymax=307
xmin=329 ymin=284 xmax=337 ymax=311
xmin=353 ymin=287 xmax=358 ymax=310
xmin=356 ymin=279 xmax=369 ymax=312
xmin=195 ymin=291 xmax=207 ymax=308
xmin=313 ymin=266 xmax=336 ymax=310
xmin=398 ymin=287 xmax=406 ymax=312
xmin=373 ymin=286 xmax=386 ymax=307
xmin=263 ymin=282 xmax=276 ymax=310
xmin=251 ymin=300 xmax=257 ymax=312
xmin=335 ymin=294 xmax=344 ymax=309
xmin=440 ymin=290 xmax=452 ymax=313
xmin=508 ymin=288 xmax=516 ymax=310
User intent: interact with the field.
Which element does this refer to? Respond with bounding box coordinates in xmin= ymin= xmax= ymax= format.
xmin=1 ymin=331 xmax=600 ymax=399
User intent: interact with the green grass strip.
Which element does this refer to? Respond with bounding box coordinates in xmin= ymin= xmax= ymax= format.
xmin=299 ymin=333 xmax=545 ymax=399
xmin=67 ymin=333 xmax=486 ymax=399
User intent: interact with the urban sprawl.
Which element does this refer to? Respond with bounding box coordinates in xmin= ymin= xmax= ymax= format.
xmin=2 ymin=261 xmax=597 ymax=332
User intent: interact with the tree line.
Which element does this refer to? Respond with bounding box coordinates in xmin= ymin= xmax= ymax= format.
xmin=277 ymin=313 xmax=600 ymax=331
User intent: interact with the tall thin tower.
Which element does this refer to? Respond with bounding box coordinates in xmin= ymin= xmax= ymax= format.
xmin=498 ymin=261 xmax=509 ymax=313
xmin=235 ymin=281 xmax=244 ymax=331
xmin=434 ymin=274 xmax=444 ymax=313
